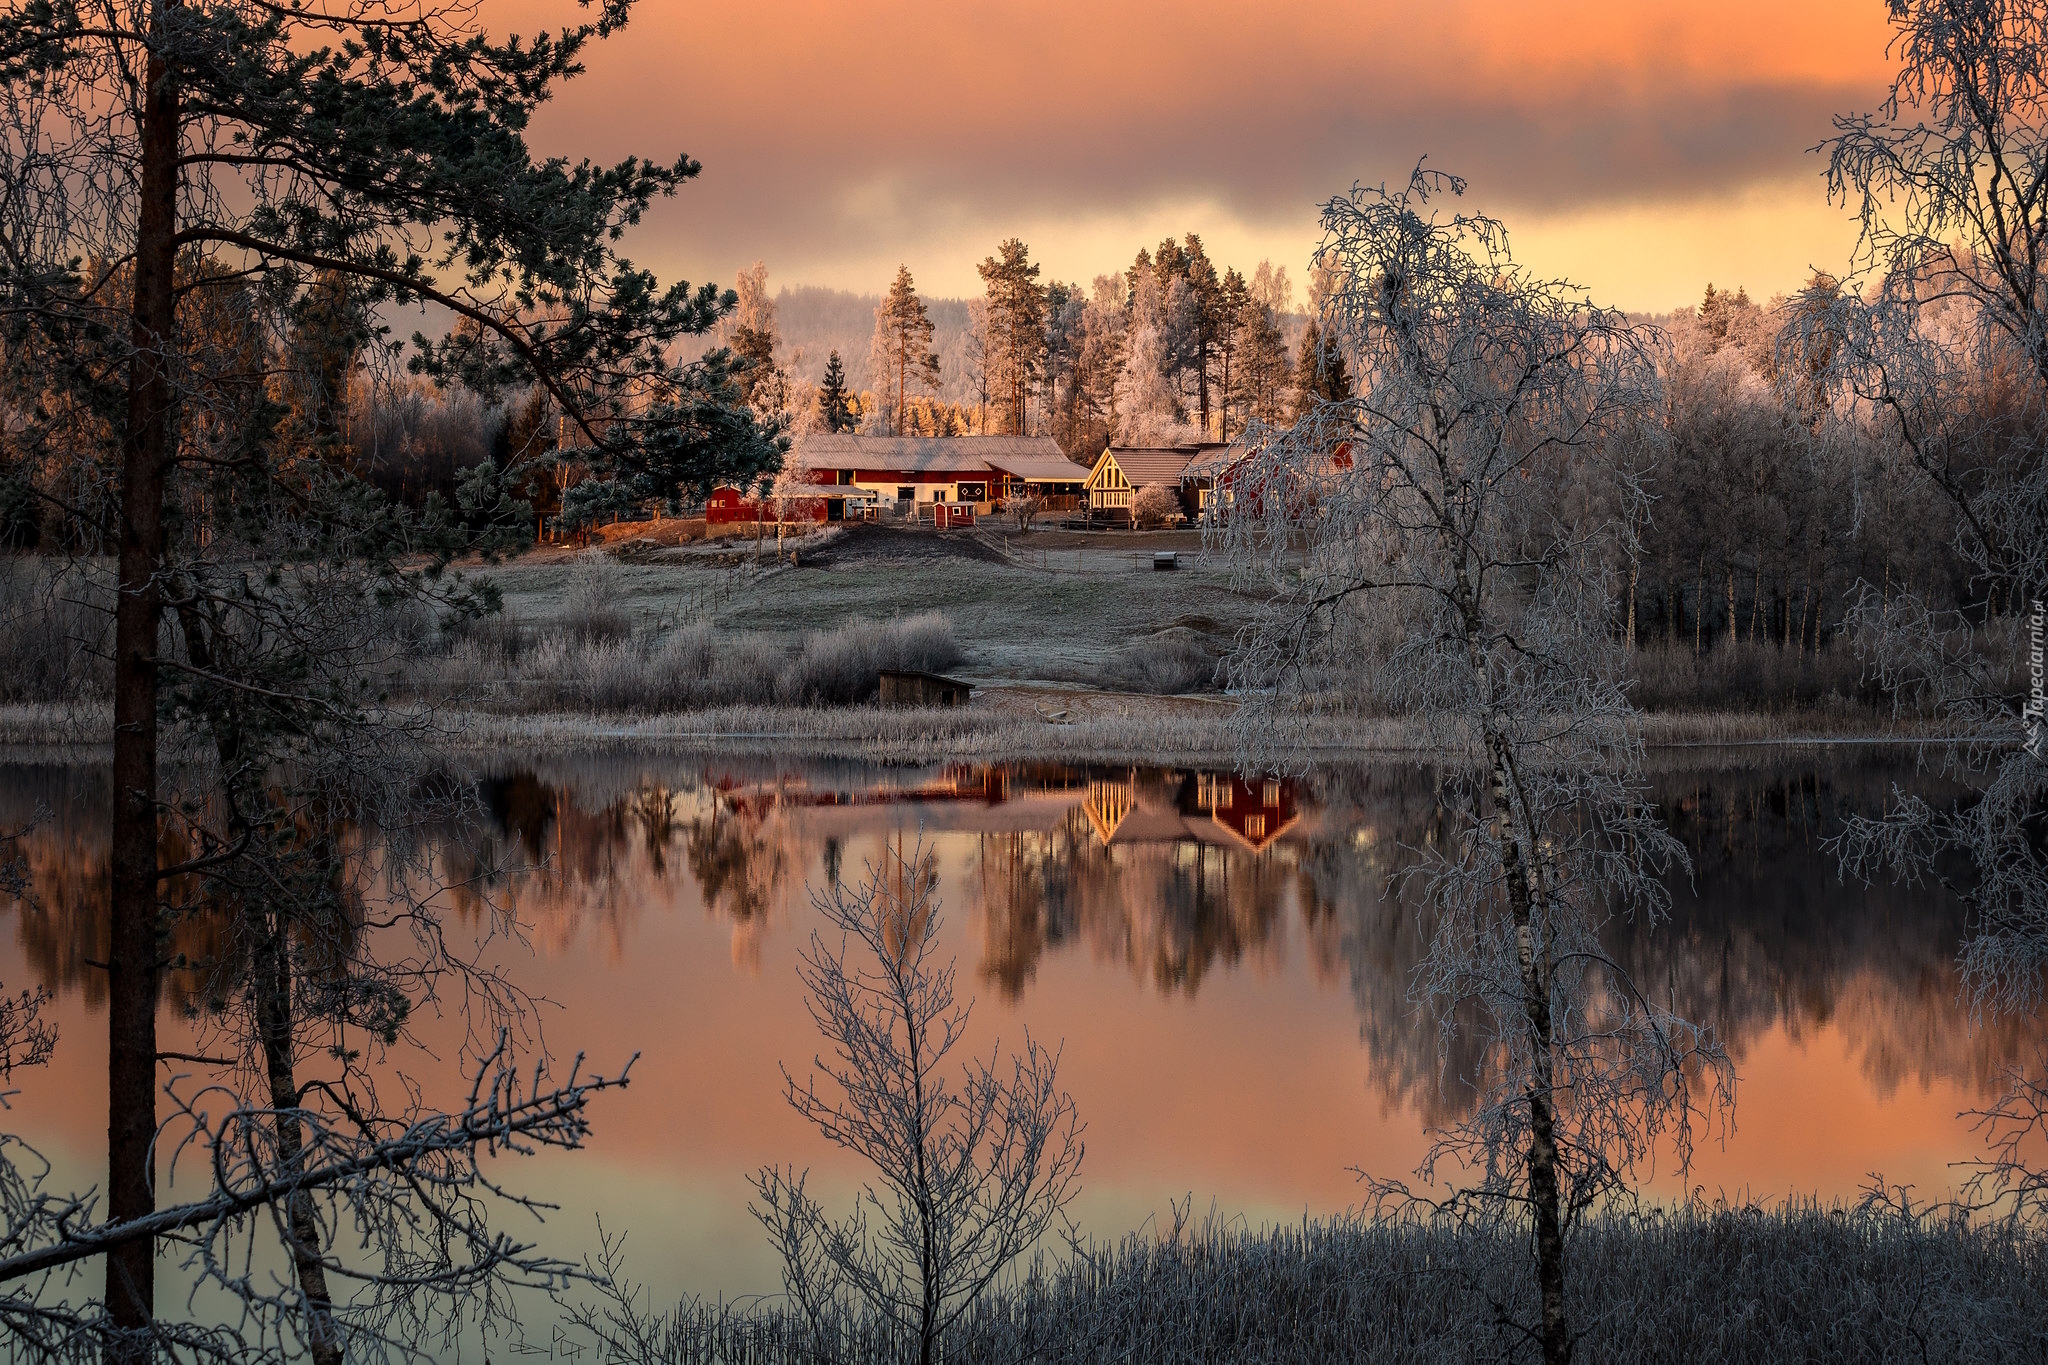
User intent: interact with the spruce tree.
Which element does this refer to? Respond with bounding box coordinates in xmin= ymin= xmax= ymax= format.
xmin=819 ymin=350 xmax=856 ymax=432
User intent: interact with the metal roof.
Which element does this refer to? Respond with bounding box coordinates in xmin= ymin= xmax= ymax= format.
xmin=982 ymin=452 xmax=1093 ymax=482
xmin=794 ymin=434 xmax=1084 ymax=478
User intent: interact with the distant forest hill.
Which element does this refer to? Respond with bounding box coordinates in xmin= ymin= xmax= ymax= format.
xmin=753 ymin=284 xmax=1310 ymax=409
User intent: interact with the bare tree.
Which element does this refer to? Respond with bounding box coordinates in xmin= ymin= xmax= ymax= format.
xmin=751 ymin=844 xmax=1083 ymax=1365
xmin=1217 ymin=166 xmax=1731 ymax=1365
xmin=1002 ymin=491 xmax=1046 ymax=535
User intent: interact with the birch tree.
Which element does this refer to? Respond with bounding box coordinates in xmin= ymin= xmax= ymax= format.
xmin=1810 ymin=0 xmax=2048 ymax=1217
xmin=1218 ymin=166 xmax=1730 ymax=1365
xmin=752 ymin=846 xmax=1083 ymax=1365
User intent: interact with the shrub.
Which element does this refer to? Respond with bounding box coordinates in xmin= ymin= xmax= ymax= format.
xmin=1105 ymin=628 xmax=1218 ymax=694
xmin=557 ymin=1201 xmax=2048 ymax=1364
xmin=400 ymin=610 xmax=963 ymax=713
xmin=779 ymin=612 xmax=963 ymax=705
xmin=1629 ymin=640 xmax=1874 ymax=712
xmin=1130 ymin=483 xmax=1179 ymax=528
xmin=562 ymin=555 xmax=633 ymax=644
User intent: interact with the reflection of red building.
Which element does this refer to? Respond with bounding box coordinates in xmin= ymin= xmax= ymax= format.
xmin=1081 ymin=772 xmax=1300 ymax=853
xmin=1187 ymin=773 xmax=1300 ymax=852
xmin=696 ymin=764 xmax=1304 ymax=854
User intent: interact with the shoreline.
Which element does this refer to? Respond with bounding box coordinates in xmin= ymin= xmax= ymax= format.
xmin=0 ymin=695 xmax=1961 ymax=767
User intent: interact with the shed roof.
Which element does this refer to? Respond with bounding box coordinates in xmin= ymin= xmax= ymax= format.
xmin=795 ymin=434 xmax=1075 ymax=475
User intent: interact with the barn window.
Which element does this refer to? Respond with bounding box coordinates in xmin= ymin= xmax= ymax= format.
xmin=1245 ymin=814 xmax=1266 ymax=840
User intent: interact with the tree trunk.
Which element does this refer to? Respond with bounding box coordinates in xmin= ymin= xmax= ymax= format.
xmin=1486 ymin=729 xmax=1568 ymax=1365
xmin=1726 ymin=565 xmax=1737 ymax=647
xmin=255 ymin=913 xmax=345 ymax=1365
xmin=1694 ymin=560 xmax=1704 ymax=657
xmin=1462 ymin=574 xmax=1569 ymax=1365
xmin=1626 ymin=555 xmax=1638 ymax=651
xmin=107 ymin=10 xmax=181 ymax=1357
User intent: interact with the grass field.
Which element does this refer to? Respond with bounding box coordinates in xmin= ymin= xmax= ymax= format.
xmin=0 ymin=527 xmax=1926 ymax=750
xmin=485 ymin=525 xmax=1256 ymax=688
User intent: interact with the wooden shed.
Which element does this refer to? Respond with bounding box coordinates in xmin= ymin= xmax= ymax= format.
xmin=878 ymin=670 xmax=974 ymax=707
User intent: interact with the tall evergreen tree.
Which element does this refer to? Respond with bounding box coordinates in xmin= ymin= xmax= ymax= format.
xmin=1293 ymin=320 xmax=1355 ymax=416
xmin=1212 ymin=268 xmax=1250 ymax=440
xmin=1230 ymin=292 xmax=1292 ymax=431
xmin=0 ymin=1 xmax=779 ymax=1355
xmin=871 ymin=265 xmax=942 ymax=435
xmin=818 ymin=350 xmax=856 ymax=433
xmin=978 ymin=239 xmax=1047 ymax=435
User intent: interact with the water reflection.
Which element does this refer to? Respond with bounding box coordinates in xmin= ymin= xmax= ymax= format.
xmin=0 ymin=754 xmax=2033 ymax=1120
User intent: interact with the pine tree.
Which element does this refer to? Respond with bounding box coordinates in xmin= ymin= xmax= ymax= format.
xmin=872 ymin=265 xmax=943 ymax=435
xmin=733 ymin=324 xmax=780 ymax=408
xmin=978 ymin=239 xmax=1048 ymax=435
xmin=0 ymin=1 xmax=777 ymax=1353
xmin=1293 ymin=321 xmax=1354 ymax=416
xmin=1212 ymin=268 xmax=1250 ymax=440
xmin=1700 ymin=282 xmax=1729 ymax=347
xmin=818 ymin=351 xmax=856 ymax=433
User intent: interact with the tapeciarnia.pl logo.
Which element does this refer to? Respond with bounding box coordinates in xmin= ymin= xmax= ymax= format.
xmin=2029 ymin=600 xmax=2047 ymax=759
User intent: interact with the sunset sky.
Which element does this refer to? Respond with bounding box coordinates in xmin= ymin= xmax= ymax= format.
xmin=508 ymin=0 xmax=1898 ymax=310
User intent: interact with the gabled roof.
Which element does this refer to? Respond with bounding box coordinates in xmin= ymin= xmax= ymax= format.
xmin=795 ymin=433 xmax=1075 ymax=475
xmin=1183 ymin=443 xmax=1249 ymax=479
xmin=1102 ymin=446 xmax=1198 ymax=487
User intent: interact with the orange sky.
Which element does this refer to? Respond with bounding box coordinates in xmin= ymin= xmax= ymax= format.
xmin=488 ymin=0 xmax=1899 ymax=310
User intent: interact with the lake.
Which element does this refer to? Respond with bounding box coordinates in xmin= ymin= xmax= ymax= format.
xmin=0 ymin=749 xmax=2029 ymax=1313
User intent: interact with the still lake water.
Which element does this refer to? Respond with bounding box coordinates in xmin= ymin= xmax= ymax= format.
xmin=0 ymin=750 xmax=2032 ymax=1307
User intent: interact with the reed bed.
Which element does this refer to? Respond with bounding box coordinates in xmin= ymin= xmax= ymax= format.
xmin=554 ymin=1203 xmax=2048 ymax=1364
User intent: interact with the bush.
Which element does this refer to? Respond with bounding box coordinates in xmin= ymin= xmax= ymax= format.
xmin=1130 ymin=483 xmax=1180 ymax=528
xmin=405 ymin=613 xmax=963 ymax=714
xmin=562 ymin=555 xmax=633 ymax=644
xmin=779 ymin=613 xmax=964 ymax=705
xmin=1629 ymin=640 xmax=1873 ymax=712
xmin=1105 ymin=628 xmax=1218 ymax=694
xmin=557 ymin=1201 xmax=2048 ymax=1364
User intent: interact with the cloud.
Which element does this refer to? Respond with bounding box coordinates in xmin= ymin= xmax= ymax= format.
xmin=489 ymin=0 xmax=1894 ymax=306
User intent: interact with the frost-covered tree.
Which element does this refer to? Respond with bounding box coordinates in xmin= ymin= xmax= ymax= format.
xmin=1219 ymin=167 xmax=1731 ymax=1365
xmin=978 ymin=239 xmax=1047 ymax=435
xmin=729 ymin=260 xmax=788 ymax=415
xmin=1115 ymin=269 xmax=1198 ymax=446
xmin=1812 ymin=0 xmax=2048 ymax=1217
xmin=753 ymin=846 xmax=1083 ymax=1365
xmin=869 ymin=265 xmax=942 ymax=436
